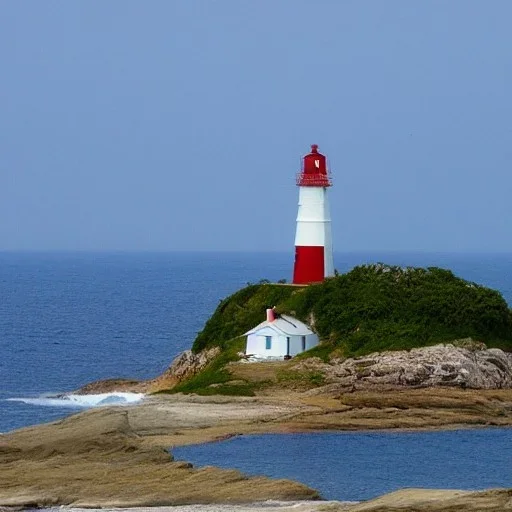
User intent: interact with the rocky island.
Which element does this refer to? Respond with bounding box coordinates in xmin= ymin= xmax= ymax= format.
xmin=2 ymin=265 xmax=512 ymax=511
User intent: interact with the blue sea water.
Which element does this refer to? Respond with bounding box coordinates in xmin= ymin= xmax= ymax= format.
xmin=1 ymin=251 xmax=512 ymax=433
xmin=1 ymin=251 xmax=512 ymax=499
xmin=173 ymin=429 xmax=512 ymax=502
xmin=0 ymin=251 xmax=293 ymax=432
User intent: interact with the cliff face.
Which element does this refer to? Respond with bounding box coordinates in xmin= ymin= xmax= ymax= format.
xmin=149 ymin=347 xmax=221 ymax=392
xmin=291 ymin=343 xmax=512 ymax=392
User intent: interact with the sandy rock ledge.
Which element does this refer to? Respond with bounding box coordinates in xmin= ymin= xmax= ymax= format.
xmin=292 ymin=342 xmax=512 ymax=393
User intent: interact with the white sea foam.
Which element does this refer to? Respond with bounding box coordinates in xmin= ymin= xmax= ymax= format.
xmin=7 ymin=392 xmax=144 ymax=408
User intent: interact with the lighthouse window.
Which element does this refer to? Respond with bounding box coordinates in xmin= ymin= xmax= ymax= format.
xmin=265 ymin=336 xmax=272 ymax=350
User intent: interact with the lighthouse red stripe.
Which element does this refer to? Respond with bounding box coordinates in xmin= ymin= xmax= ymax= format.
xmin=293 ymin=246 xmax=325 ymax=284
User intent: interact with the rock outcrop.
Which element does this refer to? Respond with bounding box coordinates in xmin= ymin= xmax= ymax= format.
xmin=76 ymin=378 xmax=147 ymax=394
xmin=292 ymin=342 xmax=512 ymax=392
xmin=334 ymin=488 xmax=512 ymax=512
xmin=74 ymin=347 xmax=222 ymax=395
xmin=0 ymin=401 xmax=318 ymax=508
xmin=149 ymin=346 xmax=221 ymax=392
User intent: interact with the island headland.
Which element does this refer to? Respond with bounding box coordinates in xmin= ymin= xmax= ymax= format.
xmin=2 ymin=264 xmax=512 ymax=511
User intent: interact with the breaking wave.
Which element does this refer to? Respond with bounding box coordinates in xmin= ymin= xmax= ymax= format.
xmin=7 ymin=392 xmax=144 ymax=408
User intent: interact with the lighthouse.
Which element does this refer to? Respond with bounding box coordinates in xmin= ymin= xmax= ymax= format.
xmin=292 ymin=144 xmax=334 ymax=284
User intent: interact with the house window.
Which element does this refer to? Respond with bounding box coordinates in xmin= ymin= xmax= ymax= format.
xmin=265 ymin=336 xmax=272 ymax=350
xmin=301 ymin=336 xmax=306 ymax=351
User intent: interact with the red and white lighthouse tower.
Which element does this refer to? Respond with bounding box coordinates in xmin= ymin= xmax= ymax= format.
xmin=292 ymin=144 xmax=334 ymax=284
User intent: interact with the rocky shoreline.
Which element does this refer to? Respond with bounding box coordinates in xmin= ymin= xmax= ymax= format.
xmin=75 ymin=341 xmax=512 ymax=396
xmin=32 ymin=489 xmax=512 ymax=511
xmin=288 ymin=342 xmax=512 ymax=398
xmin=2 ymin=389 xmax=512 ymax=510
xmin=2 ymin=343 xmax=512 ymax=510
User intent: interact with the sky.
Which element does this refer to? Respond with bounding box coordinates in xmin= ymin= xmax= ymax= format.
xmin=0 ymin=1 xmax=511 ymax=252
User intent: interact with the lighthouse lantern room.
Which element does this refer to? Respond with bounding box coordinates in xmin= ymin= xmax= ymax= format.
xmin=293 ymin=144 xmax=334 ymax=284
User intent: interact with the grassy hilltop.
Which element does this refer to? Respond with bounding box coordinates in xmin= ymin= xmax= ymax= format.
xmin=193 ymin=264 xmax=512 ymax=358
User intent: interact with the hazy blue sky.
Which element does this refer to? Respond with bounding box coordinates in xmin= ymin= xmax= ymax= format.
xmin=1 ymin=1 xmax=511 ymax=252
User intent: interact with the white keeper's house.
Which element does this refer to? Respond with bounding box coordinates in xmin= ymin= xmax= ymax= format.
xmin=244 ymin=308 xmax=319 ymax=360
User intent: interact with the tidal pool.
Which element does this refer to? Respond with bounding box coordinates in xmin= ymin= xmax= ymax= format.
xmin=172 ymin=428 xmax=512 ymax=501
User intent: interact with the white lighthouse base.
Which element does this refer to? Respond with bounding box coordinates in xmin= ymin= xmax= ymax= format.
xmin=293 ymin=186 xmax=334 ymax=284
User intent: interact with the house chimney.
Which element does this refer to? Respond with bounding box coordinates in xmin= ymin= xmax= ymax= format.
xmin=266 ymin=308 xmax=275 ymax=322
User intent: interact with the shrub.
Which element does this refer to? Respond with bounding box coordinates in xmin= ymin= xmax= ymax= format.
xmin=192 ymin=264 xmax=512 ymax=357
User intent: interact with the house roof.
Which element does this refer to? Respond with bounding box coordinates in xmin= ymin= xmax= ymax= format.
xmin=244 ymin=314 xmax=315 ymax=336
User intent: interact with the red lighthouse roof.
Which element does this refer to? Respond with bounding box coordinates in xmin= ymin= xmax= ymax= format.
xmin=296 ymin=144 xmax=332 ymax=187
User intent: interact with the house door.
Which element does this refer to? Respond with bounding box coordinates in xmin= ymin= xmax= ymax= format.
xmin=286 ymin=337 xmax=290 ymax=356
xmin=301 ymin=336 xmax=306 ymax=351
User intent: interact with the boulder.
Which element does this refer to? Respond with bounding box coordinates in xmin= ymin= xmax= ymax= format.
xmin=149 ymin=347 xmax=221 ymax=392
xmin=292 ymin=343 xmax=512 ymax=391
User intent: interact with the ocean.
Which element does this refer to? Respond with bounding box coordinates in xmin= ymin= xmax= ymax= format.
xmin=173 ymin=429 xmax=512 ymax=502
xmin=1 ymin=251 xmax=512 ymax=500
xmin=1 ymin=251 xmax=512 ymax=433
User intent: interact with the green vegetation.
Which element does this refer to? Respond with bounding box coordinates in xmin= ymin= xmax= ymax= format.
xmin=192 ymin=284 xmax=304 ymax=353
xmin=192 ymin=264 xmax=512 ymax=358
xmin=291 ymin=344 xmax=334 ymax=362
xmin=277 ymin=368 xmax=326 ymax=388
xmin=159 ymin=337 xmax=263 ymax=396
